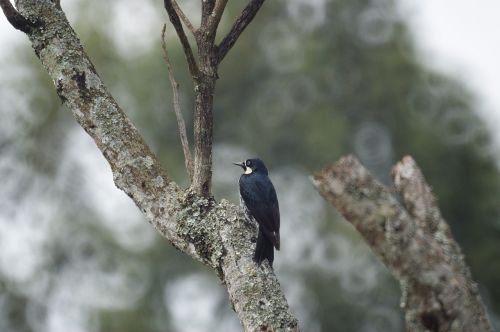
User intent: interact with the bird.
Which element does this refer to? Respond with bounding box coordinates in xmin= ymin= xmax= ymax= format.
xmin=233 ymin=158 xmax=280 ymax=267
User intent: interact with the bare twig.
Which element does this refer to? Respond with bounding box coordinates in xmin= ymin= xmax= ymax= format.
xmin=164 ymin=0 xmax=199 ymax=80
xmin=206 ymin=0 xmax=229 ymax=33
xmin=312 ymin=155 xmax=493 ymax=332
xmin=0 ymin=0 xmax=35 ymax=33
xmin=171 ymin=0 xmax=196 ymax=36
xmin=215 ymin=0 xmax=265 ymax=64
xmin=161 ymin=24 xmax=194 ymax=180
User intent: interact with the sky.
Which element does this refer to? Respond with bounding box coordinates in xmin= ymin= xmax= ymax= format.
xmin=398 ymin=0 xmax=500 ymax=150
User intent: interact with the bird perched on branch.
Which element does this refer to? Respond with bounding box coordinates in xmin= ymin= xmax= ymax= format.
xmin=234 ymin=158 xmax=280 ymax=267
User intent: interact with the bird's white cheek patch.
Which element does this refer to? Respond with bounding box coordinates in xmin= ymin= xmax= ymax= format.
xmin=244 ymin=167 xmax=253 ymax=175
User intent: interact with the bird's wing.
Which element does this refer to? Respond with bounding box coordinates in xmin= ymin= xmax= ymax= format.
xmin=240 ymin=176 xmax=280 ymax=248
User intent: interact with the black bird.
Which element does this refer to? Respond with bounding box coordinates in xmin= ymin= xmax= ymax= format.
xmin=234 ymin=158 xmax=280 ymax=267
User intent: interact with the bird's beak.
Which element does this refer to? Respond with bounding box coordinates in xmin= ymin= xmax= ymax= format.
xmin=233 ymin=161 xmax=245 ymax=169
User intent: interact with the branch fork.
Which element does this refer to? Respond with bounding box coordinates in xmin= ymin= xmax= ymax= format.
xmin=163 ymin=0 xmax=267 ymax=196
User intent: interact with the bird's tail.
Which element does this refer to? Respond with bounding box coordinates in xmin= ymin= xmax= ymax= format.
xmin=254 ymin=227 xmax=274 ymax=267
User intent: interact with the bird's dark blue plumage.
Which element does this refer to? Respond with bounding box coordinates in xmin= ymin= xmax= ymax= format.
xmin=234 ymin=158 xmax=280 ymax=266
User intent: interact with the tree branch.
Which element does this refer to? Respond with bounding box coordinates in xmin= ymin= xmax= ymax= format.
xmin=0 ymin=0 xmax=36 ymax=33
xmin=201 ymin=0 xmax=216 ymax=27
xmin=164 ymin=0 xmax=199 ymax=80
xmin=161 ymin=24 xmax=194 ymax=180
xmin=215 ymin=0 xmax=265 ymax=65
xmin=206 ymin=0 xmax=229 ymax=34
xmin=171 ymin=0 xmax=196 ymax=36
xmin=312 ymin=155 xmax=493 ymax=332
xmin=4 ymin=1 xmax=298 ymax=330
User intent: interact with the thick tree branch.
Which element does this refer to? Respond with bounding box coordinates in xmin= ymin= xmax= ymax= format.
xmin=161 ymin=24 xmax=194 ymax=180
xmin=215 ymin=0 xmax=265 ymax=65
xmin=171 ymin=0 xmax=196 ymax=36
xmin=0 ymin=0 xmax=35 ymax=33
xmin=163 ymin=0 xmax=199 ymax=80
xmin=312 ymin=155 xmax=493 ymax=332
xmin=4 ymin=1 xmax=298 ymax=330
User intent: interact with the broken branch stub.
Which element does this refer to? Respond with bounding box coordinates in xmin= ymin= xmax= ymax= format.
xmin=312 ymin=155 xmax=493 ymax=332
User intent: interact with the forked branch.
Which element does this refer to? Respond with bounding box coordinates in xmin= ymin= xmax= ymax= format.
xmin=162 ymin=0 xmax=267 ymax=196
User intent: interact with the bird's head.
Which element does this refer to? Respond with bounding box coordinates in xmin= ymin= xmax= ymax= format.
xmin=233 ymin=158 xmax=269 ymax=176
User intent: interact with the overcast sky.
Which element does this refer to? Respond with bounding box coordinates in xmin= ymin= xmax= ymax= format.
xmin=398 ymin=0 xmax=500 ymax=150
xmin=1 ymin=0 xmax=500 ymax=148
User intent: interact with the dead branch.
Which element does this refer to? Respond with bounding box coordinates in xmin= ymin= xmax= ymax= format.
xmin=161 ymin=24 xmax=194 ymax=180
xmin=312 ymin=155 xmax=493 ymax=332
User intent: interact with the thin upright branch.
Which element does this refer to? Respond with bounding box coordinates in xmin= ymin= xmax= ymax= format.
xmin=164 ymin=0 xmax=199 ymax=80
xmin=312 ymin=155 xmax=493 ymax=332
xmin=161 ymin=24 xmax=194 ymax=180
xmin=215 ymin=0 xmax=265 ymax=64
xmin=206 ymin=0 xmax=229 ymax=34
xmin=171 ymin=0 xmax=196 ymax=36
xmin=0 ymin=0 xmax=35 ymax=33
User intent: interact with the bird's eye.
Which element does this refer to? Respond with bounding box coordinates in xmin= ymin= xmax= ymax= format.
xmin=246 ymin=160 xmax=252 ymax=167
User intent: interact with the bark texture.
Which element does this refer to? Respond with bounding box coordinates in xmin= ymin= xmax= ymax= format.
xmin=3 ymin=1 xmax=297 ymax=330
xmin=312 ymin=155 xmax=493 ymax=332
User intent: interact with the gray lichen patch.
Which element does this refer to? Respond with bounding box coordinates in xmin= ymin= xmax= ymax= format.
xmin=153 ymin=176 xmax=165 ymax=188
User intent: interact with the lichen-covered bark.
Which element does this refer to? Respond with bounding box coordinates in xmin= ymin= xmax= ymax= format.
xmin=312 ymin=155 xmax=492 ymax=332
xmin=7 ymin=1 xmax=298 ymax=330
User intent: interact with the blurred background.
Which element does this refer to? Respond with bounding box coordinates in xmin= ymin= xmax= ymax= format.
xmin=1 ymin=0 xmax=500 ymax=331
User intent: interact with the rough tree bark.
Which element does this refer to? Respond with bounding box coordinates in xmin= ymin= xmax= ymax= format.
xmin=312 ymin=155 xmax=493 ymax=332
xmin=1 ymin=0 xmax=299 ymax=331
